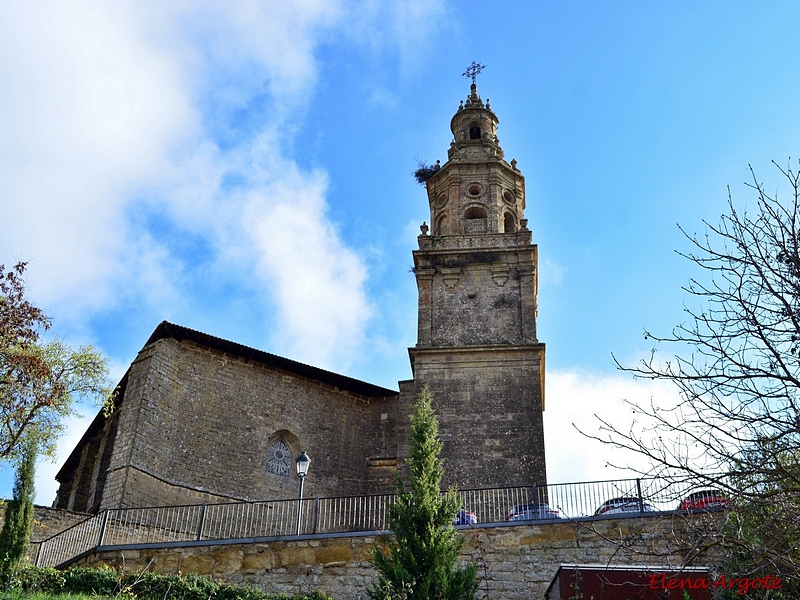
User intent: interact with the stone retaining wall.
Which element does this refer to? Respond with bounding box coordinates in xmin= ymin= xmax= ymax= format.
xmin=0 ymin=504 xmax=90 ymax=544
xmin=74 ymin=513 xmax=720 ymax=599
xmin=0 ymin=504 xmax=90 ymax=564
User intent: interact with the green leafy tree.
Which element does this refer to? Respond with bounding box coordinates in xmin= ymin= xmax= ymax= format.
xmin=0 ymin=262 xmax=111 ymax=461
xmin=369 ymin=388 xmax=477 ymax=600
xmin=0 ymin=437 xmax=37 ymax=570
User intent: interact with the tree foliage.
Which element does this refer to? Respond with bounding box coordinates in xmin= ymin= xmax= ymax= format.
xmin=369 ymin=389 xmax=477 ymax=600
xmin=0 ymin=262 xmax=111 ymax=461
xmin=598 ymin=161 xmax=800 ymax=593
xmin=0 ymin=439 xmax=37 ymax=570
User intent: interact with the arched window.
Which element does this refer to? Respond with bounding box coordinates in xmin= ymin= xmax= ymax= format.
xmin=436 ymin=214 xmax=449 ymax=235
xmin=469 ymin=126 xmax=481 ymax=140
xmin=266 ymin=438 xmax=292 ymax=477
xmin=503 ymin=212 xmax=516 ymax=233
xmin=464 ymin=206 xmax=487 ymax=220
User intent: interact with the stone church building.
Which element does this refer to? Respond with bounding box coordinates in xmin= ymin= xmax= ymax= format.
xmin=53 ymin=82 xmax=548 ymax=513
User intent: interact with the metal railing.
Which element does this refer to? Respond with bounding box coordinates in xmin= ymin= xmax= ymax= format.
xmin=36 ymin=512 xmax=105 ymax=568
xmin=36 ymin=477 xmax=713 ymax=568
xmin=539 ymin=476 xmax=699 ymax=518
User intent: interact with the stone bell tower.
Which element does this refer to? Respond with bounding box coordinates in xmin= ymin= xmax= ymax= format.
xmin=407 ymin=78 xmax=547 ymax=489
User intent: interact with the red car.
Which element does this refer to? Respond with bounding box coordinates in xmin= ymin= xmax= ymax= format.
xmin=679 ymin=489 xmax=727 ymax=511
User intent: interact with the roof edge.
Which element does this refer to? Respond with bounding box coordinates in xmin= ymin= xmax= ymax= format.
xmin=148 ymin=321 xmax=399 ymax=398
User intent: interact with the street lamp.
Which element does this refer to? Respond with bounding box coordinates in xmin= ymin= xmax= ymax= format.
xmin=295 ymin=451 xmax=310 ymax=535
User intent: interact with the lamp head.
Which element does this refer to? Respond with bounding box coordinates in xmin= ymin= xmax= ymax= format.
xmin=296 ymin=452 xmax=310 ymax=477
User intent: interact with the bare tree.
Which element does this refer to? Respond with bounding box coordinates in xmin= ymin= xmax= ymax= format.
xmin=594 ymin=161 xmax=800 ymax=593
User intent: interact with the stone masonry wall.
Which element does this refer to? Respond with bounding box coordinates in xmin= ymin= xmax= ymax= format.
xmin=55 ymin=408 xmax=120 ymax=513
xmin=0 ymin=505 xmax=91 ymax=563
xmin=409 ymin=345 xmax=546 ymax=490
xmin=102 ymin=338 xmax=398 ymax=509
xmin=19 ymin=506 xmax=91 ymax=543
xmin=414 ymin=232 xmax=538 ymax=349
xmin=75 ymin=514 xmax=717 ymax=600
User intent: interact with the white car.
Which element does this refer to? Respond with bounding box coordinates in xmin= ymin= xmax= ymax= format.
xmin=594 ymin=497 xmax=656 ymax=515
xmin=507 ymin=503 xmax=561 ymax=521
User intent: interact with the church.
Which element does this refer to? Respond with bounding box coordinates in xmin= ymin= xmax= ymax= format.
xmin=53 ymin=80 xmax=548 ymax=513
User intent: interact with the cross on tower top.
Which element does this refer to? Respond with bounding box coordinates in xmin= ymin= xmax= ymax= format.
xmin=461 ymin=61 xmax=486 ymax=85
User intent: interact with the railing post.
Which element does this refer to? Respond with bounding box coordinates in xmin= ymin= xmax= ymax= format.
xmin=97 ymin=510 xmax=110 ymax=547
xmin=313 ymin=498 xmax=320 ymax=534
xmin=636 ymin=478 xmax=644 ymax=513
xmin=196 ymin=504 xmax=207 ymax=541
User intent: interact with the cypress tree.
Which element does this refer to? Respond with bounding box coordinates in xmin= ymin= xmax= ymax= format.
xmin=369 ymin=389 xmax=477 ymax=600
xmin=0 ymin=439 xmax=37 ymax=570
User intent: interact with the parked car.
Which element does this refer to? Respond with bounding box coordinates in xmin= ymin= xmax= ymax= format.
xmin=507 ymin=502 xmax=561 ymax=521
xmin=679 ymin=489 xmax=727 ymax=511
xmin=594 ymin=497 xmax=656 ymax=516
xmin=453 ymin=509 xmax=478 ymax=526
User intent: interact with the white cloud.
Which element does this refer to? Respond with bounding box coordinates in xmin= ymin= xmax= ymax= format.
xmin=1 ymin=2 xmax=454 ymax=503
xmin=403 ymin=218 xmax=427 ymax=247
xmin=544 ymin=368 xmax=683 ymax=484
xmin=0 ymin=1 xmax=385 ymax=369
xmin=539 ymin=256 xmax=565 ymax=287
xmin=241 ymin=143 xmax=372 ymax=371
xmin=35 ymin=408 xmax=96 ymax=506
xmin=339 ymin=0 xmax=447 ymax=79
xmin=0 ymin=2 xmax=195 ymax=313
xmin=193 ymin=1 xmax=339 ymax=105
xmin=386 ymin=0 xmax=448 ymax=78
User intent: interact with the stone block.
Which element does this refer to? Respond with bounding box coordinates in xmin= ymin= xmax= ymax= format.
xmin=242 ymin=550 xmax=277 ymax=571
xmin=316 ymin=543 xmax=354 ymax=565
xmin=518 ymin=524 xmax=576 ymax=546
xmin=148 ymin=552 xmax=180 ymax=573
xmin=213 ymin=549 xmax=243 ymax=575
xmin=181 ymin=554 xmax=214 ymax=575
xmin=277 ymin=546 xmax=316 ymax=566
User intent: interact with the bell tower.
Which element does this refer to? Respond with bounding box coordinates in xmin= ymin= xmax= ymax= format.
xmin=430 ymin=83 xmax=525 ymax=240
xmin=406 ymin=73 xmax=547 ymax=489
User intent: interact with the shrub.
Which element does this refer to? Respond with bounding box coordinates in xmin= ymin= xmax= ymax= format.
xmin=0 ymin=564 xmax=332 ymax=600
xmin=0 ymin=442 xmax=37 ymax=571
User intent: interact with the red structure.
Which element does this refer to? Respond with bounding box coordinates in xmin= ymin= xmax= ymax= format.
xmin=544 ymin=564 xmax=713 ymax=600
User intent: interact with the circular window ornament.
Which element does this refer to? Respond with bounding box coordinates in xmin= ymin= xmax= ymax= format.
xmin=503 ymin=190 xmax=516 ymax=205
xmin=468 ymin=183 xmax=482 ymax=197
xmin=266 ymin=439 xmax=292 ymax=477
xmin=435 ymin=192 xmax=447 ymax=208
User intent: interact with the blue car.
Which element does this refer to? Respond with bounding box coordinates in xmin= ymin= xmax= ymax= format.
xmin=454 ymin=509 xmax=477 ymax=525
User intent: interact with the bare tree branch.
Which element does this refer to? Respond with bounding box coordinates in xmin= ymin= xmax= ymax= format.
xmin=591 ymin=161 xmax=800 ymax=592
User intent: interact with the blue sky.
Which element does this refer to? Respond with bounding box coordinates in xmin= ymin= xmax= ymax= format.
xmin=2 ymin=2 xmax=800 ymax=504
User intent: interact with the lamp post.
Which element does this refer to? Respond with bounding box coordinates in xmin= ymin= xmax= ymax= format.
xmin=295 ymin=451 xmax=310 ymax=535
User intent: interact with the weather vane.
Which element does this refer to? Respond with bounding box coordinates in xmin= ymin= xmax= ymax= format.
xmin=462 ymin=61 xmax=486 ymax=85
